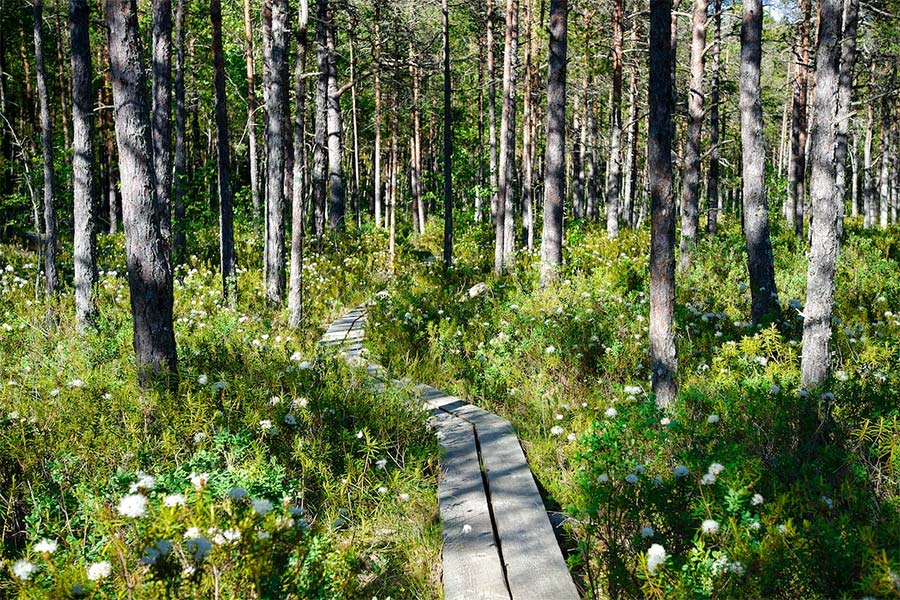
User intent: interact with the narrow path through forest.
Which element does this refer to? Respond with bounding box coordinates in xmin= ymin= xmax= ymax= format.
xmin=320 ymin=304 xmax=580 ymax=600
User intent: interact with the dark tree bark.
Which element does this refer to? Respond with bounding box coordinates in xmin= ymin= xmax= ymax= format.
xmin=243 ymin=0 xmax=261 ymax=219
xmin=105 ymin=0 xmax=177 ymax=386
xmin=152 ymin=0 xmax=172 ymax=257
xmin=323 ymin=0 xmax=345 ymax=231
xmin=263 ymin=0 xmax=288 ymax=303
xmin=312 ymin=0 xmax=327 ymax=245
xmin=173 ymin=0 xmax=186 ymax=261
xmin=539 ymin=0 xmax=567 ymax=287
xmin=373 ymin=2 xmax=382 ymax=227
xmin=495 ymin=0 xmax=518 ymax=273
xmin=0 ymin=23 xmax=11 ymax=195
xmin=487 ymin=0 xmax=498 ymax=224
xmin=288 ymin=0 xmax=309 ymax=328
xmin=211 ymin=0 xmax=236 ymax=300
xmin=103 ymin=56 xmax=119 ymax=234
xmin=788 ymin=0 xmax=810 ymax=236
xmin=706 ymin=0 xmax=721 ymax=238
xmin=649 ymin=0 xmax=677 ymax=408
xmin=677 ymin=0 xmax=706 ymax=271
xmin=834 ymin=0 xmax=858 ymax=210
xmin=34 ymin=0 xmax=58 ymax=294
xmin=624 ymin=16 xmax=640 ymax=229
xmin=740 ymin=0 xmax=779 ymax=323
xmin=52 ymin=2 xmax=70 ymax=151
xmin=70 ymin=0 xmax=97 ymax=331
xmin=442 ymin=0 xmax=452 ymax=268
xmin=801 ymin=0 xmax=844 ymax=388
xmin=606 ymin=0 xmax=623 ymax=238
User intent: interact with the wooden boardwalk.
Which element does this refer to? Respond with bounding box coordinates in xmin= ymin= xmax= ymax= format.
xmin=321 ymin=306 xmax=580 ymax=600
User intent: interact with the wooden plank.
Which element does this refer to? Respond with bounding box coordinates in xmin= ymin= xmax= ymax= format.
xmin=432 ymin=411 xmax=510 ymax=600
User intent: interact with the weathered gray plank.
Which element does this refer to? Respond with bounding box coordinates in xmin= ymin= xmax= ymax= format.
xmin=432 ymin=411 xmax=510 ymax=600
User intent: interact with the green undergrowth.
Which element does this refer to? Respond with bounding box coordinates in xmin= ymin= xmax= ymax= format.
xmin=367 ymin=215 xmax=900 ymax=599
xmin=0 ymin=225 xmax=442 ymax=599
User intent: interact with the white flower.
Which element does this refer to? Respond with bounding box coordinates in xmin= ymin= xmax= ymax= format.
xmin=624 ymin=385 xmax=642 ymax=396
xmin=727 ymin=561 xmax=745 ymax=576
xmin=184 ymin=536 xmax=213 ymax=561
xmin=398 ymin=493 xmax=410 ymax=502
xmin=750 ymin=521 xmax=761 ymax=531
xmin=163 ymin=494 xmax=186 ymax=507
xmin=605 ymin=407 xmax=618 ymax=418
xmin=12 ymin=559 xmax=37 ymax=581
xmin=707 ymin=463 xmax=725 ymax=476
xmin=298 ymin=361 xmax=311 ymax=370
xmin=129 ymin=473 xmax=156 ymax=493
xmin=835 ymin=370 xmax=848 ymax=382
xmin=701 ymin=519 xmax=720 ymax=534
xmin=117 ymin=494 xmax=148 ymax=518
xmin=640 ymin=526 xmax=655 ymax=538
xmin=256 ymin=530 xmax=271 ymax=540
xmin=189 ymin=472 xmax=209 ymax=489
xmin=197 ymin=374 xmax=209 ymax=385
xmin=293 ymin=396 xmax=309 ymax=408
xmin=777 ymin=524 xmax=788 ymax=534
xmin=567 ymin=433 xmax=577 ymax=442
xmin=554 ymin=413 xmax=563 ymax=420
xmin=660 ymin=417 xmax=671 ymax=426
xmin=625 ymin=473 xmax=639 ymax=484
xmin=87 ymin=561 xmax=111 ymax=581
xmin=283 ymin=413 xmax=297 ymax=426
xmin=259 ymin=419 xmax=273 ymax=432
xmin=701 ymin=473 xmax=717 ymax=485
xmin=751 ymin=493 xmax=764 ymax=506
xmin=545 ymin=345 xmax=556 ymax=354
xmin=356 ymin=430 xmax=364 ymax=439
xmin=269 ymin=396 xmax=282 ymax=406
xmin=550 ymin=425 xmax=564 ymax=436
xmin=674 ymin=465 xmax=689 ymax=478
xmin=707 ymin=414 xmax=720 ymax=424
xmin=377 ymin=486 xmax=388 ymax=495
xmin=221 ymin=529 xmax=241 ymax=543
xmin=67 ymin=379 xmax=85 ymax=388
xmin=34 ymin=539 xmax=58 ymax=554
xmin=646 ymin=544 xmax=668 ymax=575
xmin=252 ymin=498 xmax=273 ymax=516
xmin=376 ymin=458 xmax=388 ymax=470
xmin=183 ymin=527 xmax=201 ymax=539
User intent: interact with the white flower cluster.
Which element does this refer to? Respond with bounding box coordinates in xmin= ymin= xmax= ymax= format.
xmin=646 ymin=543 xmax=668 ymax=575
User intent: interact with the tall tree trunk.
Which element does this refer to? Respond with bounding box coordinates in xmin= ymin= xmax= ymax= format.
xmin=409 ymin=43 xmax=423 ymax=234
xmin=624 ymin=16 xmax=640 ymax=229
xmin=263 ymin=0 xmax=287 ymax=303
xmin=677 ymin=0 xmax=706 ymax=271
xmin=211 ymin=0 xmax=236 ymax=300
xmin=788 ymin=0 xmax=810 ymax=236
xmin=173 ymin=0 xmax=186 ymax=261
xmin=152 ymin=0 xmax=172 ymax=258
xmin=288 ymin=0 xmax=309 ymax=328
xmin=879 ymin=75 xmax=891 ymax=229
xmin=740 ymin=0 xmax=779 ymax=323
xmin=53 ymin=2 xmax=70 ymax=151
xmin=373 ymin=2 xmax=382 ymax=227
xmin=243 ymin=0 xmax=261 ymax=220
xmin=834 ymin=0 xmax=858 ymax=214
xmin=539 ymin=0 xmax=566 ymax=287
xmin=442 ymin=0 xmax=452 ymax=267
xmin=476 ymin=32 xmax=486 ymax=221
xmin=606 ymin=0 xmax=623 ymax=238
xmin=706 ymin=0 xmax=720 ymax=238
xmin=864 ymin=76 xmax=875 ymax=228
xmin=34 ymin=0 xmax=58 ymax=294
xmin=495 ymin=0 xmax=518 ymax=273
xmin=312 ymin=0 xmax=327 ymax=245
xmin=487 ymin=0 xmax=498 ymax=224
xmin=800 ymin=0 xmax=844 ymax=388
xmin=0 ymin=15 xmax=11 ymax=194
xmin=105 ymin=0 xmax=177 ymax=386
xmin=649 ymin=0 xmax=677 ymax=408
xmin=324 ymin=0 xmax=345 ymax=231
xmin=349 ymin=28 xmax=361 ymax=229
xmin=572 ymin=102 xmax=583 ymax=219
xmin=70 ymin=0 xmax=97 ymax=330
xmin=850 ymin=130 xmax=859 ymax=216
xmin=389 ymin=90 xmax=398 ymax=266
xmin=103 ymin=56 xmax=119 ymax=234
xmin=521 ymin=0 xmax=534 ymax=247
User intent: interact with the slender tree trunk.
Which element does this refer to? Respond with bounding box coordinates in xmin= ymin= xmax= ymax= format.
xmin=312 ymin=0 xmax=327 ymax=245
xmin=789 ymin=0 xmax=810 ymax=236
xmin=409 ymin=43 xmax=422 ymax=234
xmin=740 ymin=0 xmax=779 ymax=323
xmin=801 ymin=0 xmax=844 ymax=388
xmin=323 ymin=0 xmax=344 ymax=230
xmin=833 ymin=0 xmax=858 ymax=221
xmin=864 ymin=80 xmax=875 ymax=228
xmin=442 ymin=0 xmax=452 ymax=267
xmin=70 ymin=0 xmax=97 ymax=330
xmin=677 ymin=0 xmax=706 ymax=271
xmin=105 ymin=0 xmax=177 ymax=386
xmin=495 ymin=0 xmax=518 ymax=272
xmin=0 ymin=19 xmax=11 ymax=194
xmin=649 ymin=0 xmax=677 ymax=408
xmin=34 ymin=0 xmax=58 ymax=294
xmin=539 ymin=0 xmax=566 ymax=287
xmin=389 ymin=90 xmax=398 ymax=266
xmin=487 ymin=0 xmax=498 ymax=224
xmin=263 ymin=0 xmax=287 ymax=303
xmin=624 ymin=17 xmax=640 ymax=229
xmin=349 ymin=29 xmax=361 ymax=229
xmin=211 ymin=0 xmax=235 ymax=300
xmin=53 ymin=2 xmax=70 ymax=151
xmin=373 ymin=3 xmax=382 ymax=227
xmin=605 ymin=0 xmax=623 ymax=238
xmin=288 ymin=0 xmax=309 ymax=328
xmin=173 ymin=0 xmax=186 ymax=261
xmin=851 ymin=131 xmax=859 ymax=216
xmin=152 ymin=0 xmax=172 ymax=258
xmin=243 ymin=0 xmax=261 ymax=220
xmin=706 ymin=0 xmax=720 ymax=238
xmin=572 ymin=102 xmax=583 ymax=219
xmin=879 ymin=76 xmax=891 ymax=229
xmin=103 ymin=58 xmax=119 ymax=234
xmin=521 ymin=0 xmax=534 ymax=247
xmin=476 ymin=32 xmax=486 ymax=221
xmin=778 ymin=60 xmax=790 ymax=180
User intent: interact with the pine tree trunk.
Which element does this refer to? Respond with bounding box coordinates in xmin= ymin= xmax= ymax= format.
xmin=152 ymin=0 xmax=172 ymax=257
xmin=606 ymin=0 xmax=623 ymax=238
xmin=495 ymin=0 xmax=518 ymax=273
xmin=53 ymin=2 xmax=70 ymax=151
xmin=649 ymin=0 xmax=677 ymax=408
xmin=740 ymin=0 xmax=779 ymax=323
xmin=801 ymin=0 xmax=844 ymax=388
xmin=373 ymin=3 xmax=382 ymax=227
xmin=34 ymin=0 xmax=58 ymax=294
xmin=624 ymin=16 xmax=640 ymax=229
xmin=244 ymin=0 xmax=260 ymax=220
xmin=349 ymin=29 xmax=361 ymax=229
xmin=173 ymin=0 xmax=186 ymax=261
xmin=521 ymin=0 xmax=534 ymax=247
xmin=312 ymin=0 xmax=327 ymax=245
xmin=442 ymin=0 xmax=452 ymax=267
xmin=864 ymin=80 xmax=875 ymax=228
xmin=263 ymin=0 xmax=287 ymax=303
xmin=288 ymin=0 xmax=309 ymax=328
xmin=539 ymin=0 xmax=566 ymax=287
xmin=211 ymin=0 xmax=236 ymax=300
xmin=706 ymin=0 xmax=720 ymax=238
xmin=409 ymin=43 xmax=422 ymax=234
xmin=324 ymin=0 xmax=345 ymax=231
xmin=677 ymin=0 xmax=706 ymax=271
xmin=788 ymin=0 xmax=810 ymax=236
xmin=105 ymin=0 xmax=177 ymax=386
xmin=487 ymin=0 xmax=498 ymax=225
xmin=834 ymin=0 xmax=858 ymax=212
xmin=70 ymin=0 xmax=97 ymax=330
xmin=879 ymin=78 xmax=891 ymax=229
